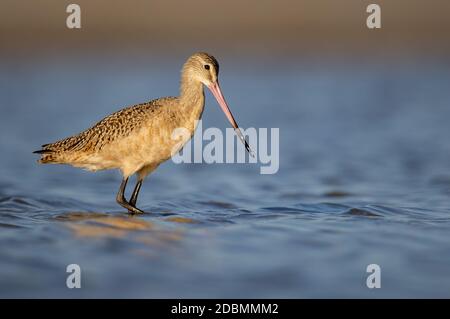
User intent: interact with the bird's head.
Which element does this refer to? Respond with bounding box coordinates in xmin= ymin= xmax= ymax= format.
xmin=182 ymin=52 xmax=254 ymax=157
xmin=183 ymin=52 xmax=219 ymax=86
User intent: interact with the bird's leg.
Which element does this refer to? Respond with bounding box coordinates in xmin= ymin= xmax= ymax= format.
xmin=116 ymin=177 xmax=144 ymax=214
xmin=129 ymin=179 xmax=143 ymax=208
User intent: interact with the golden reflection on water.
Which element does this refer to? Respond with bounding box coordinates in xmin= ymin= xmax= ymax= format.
xmin=67 ymin=223 xmax=129 ymax=238
xmin=55 ymin=212 xmax=194 ymax=250
xmin=164 ymin=216 xmax=199 ymax=224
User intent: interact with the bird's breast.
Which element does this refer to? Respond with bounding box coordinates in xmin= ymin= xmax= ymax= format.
xmin=139 ymin=103 xmax=205 ymax=163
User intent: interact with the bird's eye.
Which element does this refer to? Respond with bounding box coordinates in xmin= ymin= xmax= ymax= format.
xmin=204 ymin=64 xmax=210 ymax=70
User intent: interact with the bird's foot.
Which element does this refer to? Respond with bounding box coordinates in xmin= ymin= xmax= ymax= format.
xmin=116 ymin=197 xmax=144 ymax=214
xmin=127 ymin=206 xmax=145 ymax=215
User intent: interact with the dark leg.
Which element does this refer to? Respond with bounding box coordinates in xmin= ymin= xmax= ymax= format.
xmin=116 ymin=177 xmax=144 ymax=214
xmin=129 ymin=179 xmax=143 ymax=207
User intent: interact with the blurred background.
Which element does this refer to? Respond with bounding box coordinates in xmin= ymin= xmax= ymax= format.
xmin=1 ymin=0 xmax=450 ymax=59
xmin=1 ymin=0 xmax=450 ymax=298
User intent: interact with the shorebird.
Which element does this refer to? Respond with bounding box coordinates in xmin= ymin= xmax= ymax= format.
xmin=34 ymin=52 xmax=252 ymax=214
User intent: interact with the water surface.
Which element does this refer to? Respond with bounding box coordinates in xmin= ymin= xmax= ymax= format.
xmin=1 ymin=56 xmax=450 ymax=297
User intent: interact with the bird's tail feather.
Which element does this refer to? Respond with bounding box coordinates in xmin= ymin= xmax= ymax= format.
xmin=33 ymin=148 xmax=59 ymax=164
xmin=33 ymin=139 xmax=75 ymax=164
xmin=33 ymin=149 xmax=52 ymax=154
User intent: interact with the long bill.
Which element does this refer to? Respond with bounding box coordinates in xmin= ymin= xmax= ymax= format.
xmin=207 ymin=81 xmax=255 ymax=157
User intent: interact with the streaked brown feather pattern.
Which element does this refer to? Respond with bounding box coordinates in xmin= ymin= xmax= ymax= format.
xmin=35 ymin=52 xmax=218 ymax=179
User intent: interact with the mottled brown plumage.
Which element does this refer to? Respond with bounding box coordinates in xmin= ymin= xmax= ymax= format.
xmin=34 ymin=52 xmax=251 ymax=214
xmin=37 ymin=99 xmax=170 ymax=166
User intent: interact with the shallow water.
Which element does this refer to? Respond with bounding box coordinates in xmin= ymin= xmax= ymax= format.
xmin=1 ymin=56 xmax=450 ymax=297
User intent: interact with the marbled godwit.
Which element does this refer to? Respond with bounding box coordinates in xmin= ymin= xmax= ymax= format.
xmin=34 ymin=52 xmax=253 ymax=214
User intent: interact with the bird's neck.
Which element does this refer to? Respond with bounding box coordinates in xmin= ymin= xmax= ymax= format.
xmin=178 ymin=75 xmax=205 ymax=120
